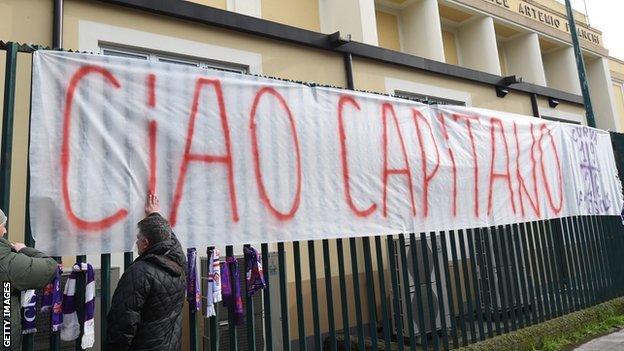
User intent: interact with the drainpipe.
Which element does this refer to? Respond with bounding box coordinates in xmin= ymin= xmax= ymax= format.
xmin=53 ymin=0 xmax=63 ymax=49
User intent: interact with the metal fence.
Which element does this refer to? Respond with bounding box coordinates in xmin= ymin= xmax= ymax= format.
xmin=2 ymin=41 xmax=624 ymax=351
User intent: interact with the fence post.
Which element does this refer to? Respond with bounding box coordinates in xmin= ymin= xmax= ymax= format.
xmin=0 ymin=42 xmax=18 ymax=236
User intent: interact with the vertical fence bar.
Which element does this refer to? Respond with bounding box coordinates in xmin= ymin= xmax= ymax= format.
xmin=410 ymin=232 xmax=440 ymax=350
xmin=349 ymin=238 xmax=366 ymax=351
xmin=532 ymin=222 xmax=551 ymax=320
xmin=588 ymin=216 xmax=608 ymax=303
xmin=474 ymin=228 xmax=494 ymax=338
xmin=457 ymin=229 xmax=477 ymax=343
xmin=511 ymin=224 xmax=529 ymax=328
xmin=22 ymin=57 xmax=35 ymax=351
xmin=308 ymin=241 xmax=322 ymax=350
xmin=362 ymin=237 xmax=379 ymax=351
xmin=124 ymin=252 xmax=133 ymax=269
xmin=225 ymin=245 xmax=237 ymax=351
xmin=594 ymin=218 xmax=613 ymax=300
xmin=449 ymin=230 xmax=468 ymax=345
xmin=466 ymin=229 xmax=485 ymax=341
xmin=577 ymin=217 xmax=597 ymax=306
xmin=293 ymin=242 xmax=307 ymax=351
xmin=539 ymin=221 xmax=557 ymax=319
xmin=75 ymin=255 xmax=86 ymax=351
xmin=386 ymin=236 xmax=404 ymax=351
xmin=521 ymin=223 xmax=538 ymax=326
xmin=543 ymin=221 xmax=562 ymax=318
xmin=278 ymin=242 xmax=291 ymax=351
xmin=517 ymin=224 xmax=535 ymax=326
xmin=580 ymin=217 xmax=596 ymax=306
xmin=571 ymin=217 xmax=590 ymax=308
xmin=420 ymin=232 xmax=439 ymax=350
xmin=580 ymin=217 xmax=600 ymax=304
xmin=400 ymin=234 xmax=418 ymax=349
xmin=562 ymin=218 xmax=581 ymax=311
xmin=507 ymin=224 xmax=524 ymax=330
xmin=261 ymin=243 xmax=272 ymax=351
xmin=483 ymin=227 xmax=502 ymax=335
xmin=0 ymin=42 xmax=18 ymax=235
xmin=430 ymin=232 xmax=450 ymax=348
xmin=207 ymin=247 xmax=219 ymax=351
xmin=243 ymin=244 xmax=255 ymax=351
xmin=322 ymin=239 xmax=337 ymax=351
xmin=374 ymin=236 xmax=392 ymax=351
xmin=490 ymin=226 xmax=510 ymax=334
xmin=101 ymin=253 xmax=111 ymax=347
xmin=499 ymin=225 xmax=518 ymax=332
xmin=336 ymin=239 xmax=351 ymax=350
xmin=440 ymin=230 xmax=459 ymax=347
xmin=549 ymin=220 xmax=568 ymax=314
xmin=609 ymin=217 xmax=623 ymax=296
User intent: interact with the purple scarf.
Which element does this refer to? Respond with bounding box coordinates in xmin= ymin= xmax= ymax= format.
xmin=223 ymin=256 xmax=244 ymax=326
xmin=244 ymin=246 xmax=266 ymax=296
xmin=186 ymin=248 xmax=201 ymax=312
xmin=41 ymin=265 xmax=63 ymax=331
xmin=20 ymin=290 xmax=37 ymax=334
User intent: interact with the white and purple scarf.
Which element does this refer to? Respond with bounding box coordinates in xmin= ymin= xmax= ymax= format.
xmin=20 ymin=290 xmax=37 ymax=334
xmin=60 ymin=263 xmax=95 ymax=349
xmin=41 ymin=264 xmax=63 ymax=331
xmin=205 ymin=248 xmax=222 ymax=317
xmin=186 ymin=248 xmax=201 ymax=312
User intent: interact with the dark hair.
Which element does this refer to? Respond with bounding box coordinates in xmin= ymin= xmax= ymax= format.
xmin=137 ymin=214 xmax=171 ymax=245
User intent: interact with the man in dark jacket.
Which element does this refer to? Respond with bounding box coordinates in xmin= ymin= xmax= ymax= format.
xmin=106 ymin=194 xmax=187 ymax=350
xmin=0 ymin=209 xmax=57 ymax=350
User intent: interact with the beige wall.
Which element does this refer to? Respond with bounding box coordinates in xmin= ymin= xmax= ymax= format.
xmin=186 ymin=0 xmax=227 ymax=10
xmin=613 ymin=83 xmax=624 ymax=131
xmin=353 ymin=57 xmax=537 ymax=116
xmin=63 ymin=1 xmax=344 ymax=86
xmin=442 ymin=30 xmax=458 ymax=66
xmin=0 ymin=0 xmax=53 ymax=243
xmin=375 ymin=10 xmax=401 ymax=51
xmin=262 ymin=0 xmax=320 ymax=32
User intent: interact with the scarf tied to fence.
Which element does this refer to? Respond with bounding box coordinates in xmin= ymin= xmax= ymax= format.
xmin=41 ymin=264 xmax=63 ymax=331
xmin=20 ymin=290 xmax=37 ymax=334
xmin=61 ymin=263 xmax=95 ymax=349
xmin=222 ymin=256 xmax=244 ymax=326
xmin=186 ymin=248 xmax=201 ymax=312
xmin=244 ymin=246 xmax=266 ymax=296
xmin=205 ymin=248 xmax=222 ymax=317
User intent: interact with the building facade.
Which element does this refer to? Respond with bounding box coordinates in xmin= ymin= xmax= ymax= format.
xmin=2 ymin=0 xmax=624 ymax=349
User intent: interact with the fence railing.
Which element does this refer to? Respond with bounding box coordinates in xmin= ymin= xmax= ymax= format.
xmin=2 ymin=41 xmax=624 ymax=351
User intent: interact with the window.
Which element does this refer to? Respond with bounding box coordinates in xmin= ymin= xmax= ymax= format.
xmin=100 ymin=45 xmax=249 ymax=74
xmin=395 ymin=90 xmax=467 ymax=106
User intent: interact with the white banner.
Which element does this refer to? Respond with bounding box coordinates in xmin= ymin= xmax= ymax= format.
xmin=29 ymin=51 xmax=623 ymax=255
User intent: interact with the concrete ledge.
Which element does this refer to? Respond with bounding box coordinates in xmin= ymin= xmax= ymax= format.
xmin=457 ymin=297 xmax=624 ymax=351
xmin=324 ymin=297 xmax=624 ymax=350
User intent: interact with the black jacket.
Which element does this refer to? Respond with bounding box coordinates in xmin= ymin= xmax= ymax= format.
xmin=105 ymin=216 xmax=187 ymax=351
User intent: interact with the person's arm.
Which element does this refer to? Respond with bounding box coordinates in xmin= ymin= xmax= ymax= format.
xmin=5 ymin=244 xmax=57 ymax=291
xmin=106 ymin=266 xmax=152 ymax=350
xmin=17 ymin=246 xmax=52 ymax=258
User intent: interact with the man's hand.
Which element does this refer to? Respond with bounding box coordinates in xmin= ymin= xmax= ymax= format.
xmin=145 ymin=194 xmax=161 ymax=216
xmin=11 ymin=242 xmax=26 ymax=252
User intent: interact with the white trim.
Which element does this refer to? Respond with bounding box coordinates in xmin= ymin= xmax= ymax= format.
xmin=384 ymin=77 xmax=473 ymax=106
xmin=539 ymin=106 xmax=585 ymax=124
xmin=78 ymin=20 xmax=263 ymax=74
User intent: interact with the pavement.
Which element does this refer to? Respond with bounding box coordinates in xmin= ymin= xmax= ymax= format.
xmin=573 ymin=329 xmax=624 ymax=351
